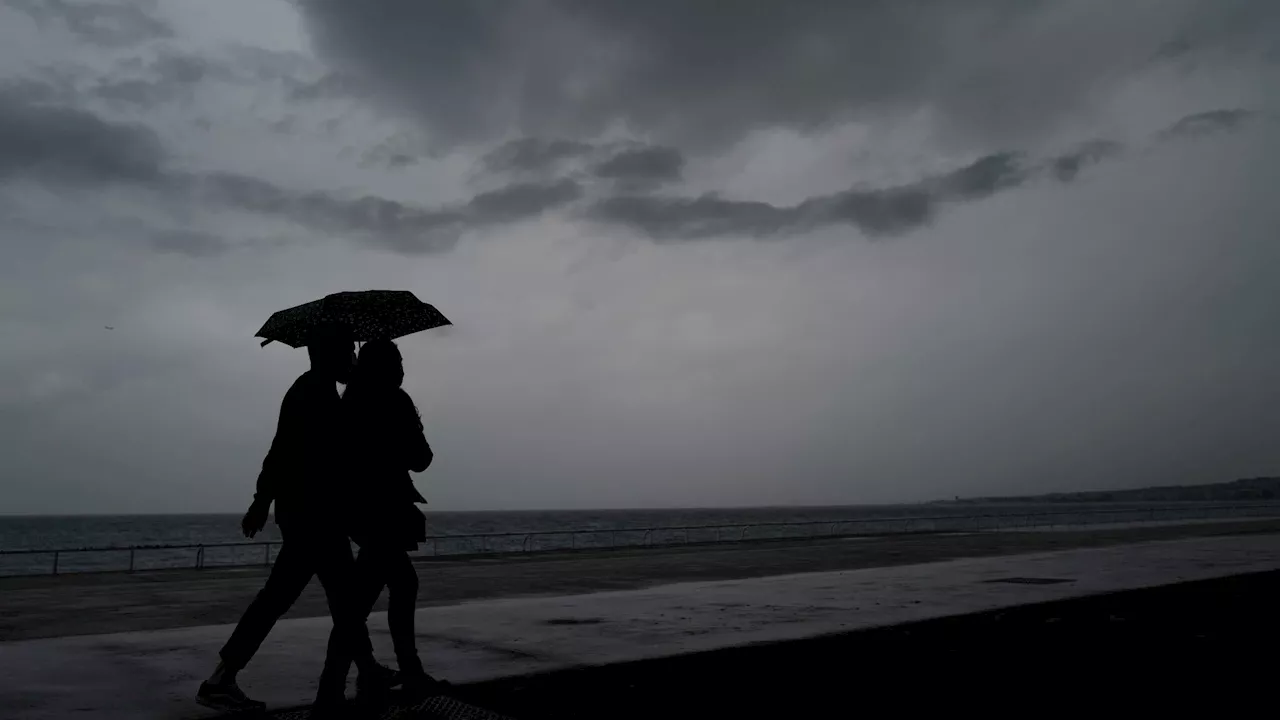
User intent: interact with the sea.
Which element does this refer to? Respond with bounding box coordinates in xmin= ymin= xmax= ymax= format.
xmin=2 ymin=502 xmax=1276 ymax=577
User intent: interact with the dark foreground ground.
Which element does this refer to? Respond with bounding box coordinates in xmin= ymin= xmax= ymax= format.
xmin=3 ymin=518 xmax=1278 ymax=641
xmin=245 ymin=569 xmax=1279 ymax=718
xmin=452 ymin=570 xmax=1279 ymax=718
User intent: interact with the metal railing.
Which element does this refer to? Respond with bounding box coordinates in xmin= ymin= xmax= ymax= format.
xmin=3 ymin=502 xmax=1279 ymax=577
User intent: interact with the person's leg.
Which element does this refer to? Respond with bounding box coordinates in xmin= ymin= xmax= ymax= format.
xmin=313 ymin=533 xmax=383 ymax=699
xmin=217 ymin=542 xmax=313 ymax=671
xmin=349 ymin=544 xmax=411 ymax=708
xmin=384 ymin=549 xmax=424 ymax=677
xmin=353 ymin=544 xmax=389 ymax=623
xmin=197 ymin=541 xmax=312 ymax=711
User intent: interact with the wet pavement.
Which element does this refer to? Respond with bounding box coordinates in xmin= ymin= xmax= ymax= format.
xmin=1 ymin=532 xmax=1277 ymax=719
xmin=3 ymin=518 xmax=1278 ymax=642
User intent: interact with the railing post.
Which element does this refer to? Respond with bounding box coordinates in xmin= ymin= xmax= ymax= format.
xmin=522 ymin=534 xmax=531 ymax=552
xmin=52 ymin=551 xmax=59 ymax=575
xmin=571 ymin=532 xmax=577 ymax=550
xmin=129 ymin=548 xmax=136 ymax=573
xmin=431 ymin=538 xmax=437 ymax=557
xmin=264 ymin=542 xmax=271 ymax=567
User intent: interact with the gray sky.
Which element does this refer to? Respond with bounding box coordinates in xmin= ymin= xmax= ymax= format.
xmin=2 ymin=0 xmax=1278 ymax=515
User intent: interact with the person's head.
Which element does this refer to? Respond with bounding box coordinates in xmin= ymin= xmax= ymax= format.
xmin=305 ymin=324 xmax=355 ymax=384
xmin=353 ymin=339 xmax=404 ymax=390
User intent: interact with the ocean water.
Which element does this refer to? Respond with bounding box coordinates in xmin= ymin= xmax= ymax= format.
xmin=1 ymin=502 xmax=1276 ymax=576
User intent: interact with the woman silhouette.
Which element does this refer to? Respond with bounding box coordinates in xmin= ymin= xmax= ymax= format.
xmin=343 ymin=339 xmax=442 ymax=697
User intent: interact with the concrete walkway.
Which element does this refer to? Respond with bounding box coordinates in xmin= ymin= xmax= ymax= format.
xmin=7 ymin=518 xmax=1278 ymax=643
xmin=1 ymin=533 xmax=1277 ymax=720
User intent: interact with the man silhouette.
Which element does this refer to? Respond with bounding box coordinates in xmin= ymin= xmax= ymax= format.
xmin=197 ymin=325 xmax=394 ymax=715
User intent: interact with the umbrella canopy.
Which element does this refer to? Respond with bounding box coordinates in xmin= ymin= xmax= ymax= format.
xmin=256 ymin=290 xmax=451 ymax=348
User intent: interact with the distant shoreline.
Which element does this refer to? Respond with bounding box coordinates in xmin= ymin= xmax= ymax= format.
xmin=943 ymin=476 xmax=1279 ymax=505
xmin=3 ymin=479 xmax=1278 ymax=518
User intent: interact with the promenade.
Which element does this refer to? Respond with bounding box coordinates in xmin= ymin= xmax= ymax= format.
xmin=2 ymin=518 xmax=1276 ymax=642
xmin=1 ymin=521 xmax=1277 ymax=718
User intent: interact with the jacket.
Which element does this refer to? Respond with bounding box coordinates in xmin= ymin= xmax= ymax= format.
xmin=344 ymin=387 xmax=432 ymax=549
xmin=253 ymin=371 xmax=347 ymax=532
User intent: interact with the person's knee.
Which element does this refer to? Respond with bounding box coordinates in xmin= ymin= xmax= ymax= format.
xmin=251 ymin=578 xmax=303 ymax=616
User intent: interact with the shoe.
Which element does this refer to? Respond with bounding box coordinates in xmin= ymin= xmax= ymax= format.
xmin=196 ymin=680 xmax=267 ymax=714
xmin=309 ymin=691 xmax=349 ymax=719
xmin=400 ymin=671 xmax=450 ymax=701
xmin=355 ymin=662 xmax=401 ymax=699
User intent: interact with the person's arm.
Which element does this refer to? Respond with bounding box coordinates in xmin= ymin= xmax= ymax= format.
xmin=243 ymin=390 xmax=300 ymax=537
xmin=399 ymin=391 xmax=433 ymax=473
xmin=255 ymin=392 xmax=300 ymax=505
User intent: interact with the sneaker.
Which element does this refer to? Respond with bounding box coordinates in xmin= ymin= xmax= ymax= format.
xmin=196 ymin=680 xmax=266 ymax=714
xmin=400 ymin=671 xmax=450 ymax=702
xmin=309 ymin=693 xmax=349 ymax=719
xmin=355 ymin=662 xmax=402 ymax=697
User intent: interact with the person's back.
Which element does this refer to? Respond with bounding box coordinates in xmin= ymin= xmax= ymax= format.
xmin=260 ymin=369 xmax=348 ymax=534
xmin=343 ymin=349 xmax=430 ymax=549
xmin=345 ymin=386 xmax=428 ymax=526
xmin=344 ymin=339 xmax=441 ymax=695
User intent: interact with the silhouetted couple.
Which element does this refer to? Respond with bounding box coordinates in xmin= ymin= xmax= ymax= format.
xmin=196 ymin=327 xmax=440 ymax=717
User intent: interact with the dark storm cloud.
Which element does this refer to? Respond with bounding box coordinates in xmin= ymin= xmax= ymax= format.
xmin=1151 ymin=0 xmax=1280 ymax=64
xmin=0 ymin=93 xmax=581 ymax=254
xmin=296 ymin=0 xmax=1277 ymax=151
xmin=0 ymin=90 xmax=1219 ymax=251
xmin=592 ymin=144 xmax=684 ymax=184
xmin=93 ymin=52 xmax=236 ymax=107
xmin=175 ymin=174 xmax=580 ymax=251
xmin=296 ymin=0 xmax=977 ymax=148
xmin=286 ymin=71 xmax=372 ymax=102
xmin=926 ymin=152 xmax=1029 ymax=201
xmin=809 ymin=188 xmax=935 ymax=238
xmin=0 ymin=76 xmax=78 ymax=106
xmin=359 ymin=147 xmax=416 ymax=170
xmin=0 ymin=88 xmax=164 ymax=183
xmin=466 ymin=179 xmax=583 ymax=223
xmin=173 ymin=172 xmax=466 ymax=254
xmin=93 ymin=79 xmax=167 ymax=106
xmin=0 ymin=94 xmax=1032 ymax=247
xmin=148 ymin=229 xmax=229 ymax=258
xmin=590 ymin=194 xmax=800 ymax=241
xmin=589 ymin=152 xmax=1039 ymax=241
xmin=481 ymin=137 xmax=593 ymax=176
xmin=231 ymin=46 xmax=316 ymax=84
xmin=4 ymin=0 xmax=172 ymax=47
xmin=358 ymin=133 xmax=422 ymax=169
xmin=146 ymin=53 xmax=215 ymax=85
xmin=1159 ymin=109 xmax=1256 ymax=141
xmin=1050 ymin=140 xmax=1124 ymax=182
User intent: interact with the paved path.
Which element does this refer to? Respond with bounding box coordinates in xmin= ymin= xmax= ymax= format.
xmin=469 ymin=570 xmax=1280 ymax=718
xmin=2 ymin=518 xmax=1277 ymax=642
xmin=0 ymin=533 xmax=1278 ymax=720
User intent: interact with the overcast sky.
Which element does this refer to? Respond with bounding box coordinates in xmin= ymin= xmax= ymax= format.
xmin=2 ymin=0 xmax=1278 ymax=515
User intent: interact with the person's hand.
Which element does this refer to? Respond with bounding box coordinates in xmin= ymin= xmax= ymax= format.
xmin=241 ymin=500 xmax=269 ymax=538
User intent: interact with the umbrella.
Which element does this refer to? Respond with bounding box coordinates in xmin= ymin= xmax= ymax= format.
xmin=256 ymin=290 xmax=451 ymax=348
